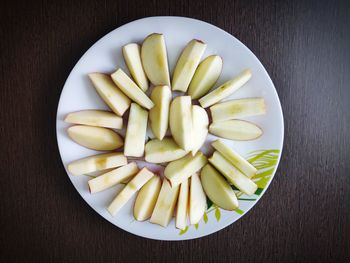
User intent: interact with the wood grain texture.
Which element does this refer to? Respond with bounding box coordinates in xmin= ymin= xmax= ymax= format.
xmin=0 ymin=0 xmax=349 ymax=262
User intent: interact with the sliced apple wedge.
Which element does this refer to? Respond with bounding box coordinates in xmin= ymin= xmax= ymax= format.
xmin=176 ymin=178 xmax=189 ymax=230
xmin=111 ymin=69 xmax=154 ymax=110
xmin=107 ymin=167 xmax=154 ymax=216
xmin=88 ymin=73 xmax=131 ymax=116
xmin=133 ymin=175 xmax=161 ymax=221
xmin=172 ymin=39 xmax=207 ymax=92
xmin=164 ymin=152 xmax=207 ymax=187
xmin=188 ymin=55 xmax=223 ymax=99
xmin=212 ymin=140 xmax=257 ymax=178
xmin=199 ymin=69 xmax=252 ymax=108
xmin=150 ymin=178 xmax=180 ymax=227
xmin=189 ymin=173 xmax=207 ymax=224
xmin=88 ymin=162 xmax=138 ymax=194
xmin=149 ymin=86 xmax=172 ymax=140
xmin=65 ymin=110 xmax=123 ymax=129
xmin=67 ymin=125 xmax=123 ymax=150
xmin=210 ymin=97 xmax=266 ymax=122
xmin=124 ymin=103 xmax=148 ymax=157
xmin=141 ymin=33 xmax=170 ymax=86
xmin=209 ymin=152 xmax=257 ymax=196
xmin=209 ymin=120 xmax=263 ymax=140
xmin=191 ymin=105 xmax=209 ymax=155
xmin=169 ymin=96 xmax=192 ymax=151
xmin=201 ymin=164 xmax=238 ymax=210
xmin=145 ymin=138 xmax=187 ymax=163
xmin=67 ymin=152 xmax=127 ymax=176
xmin=122 ymin=43 xmax=149 ymax=91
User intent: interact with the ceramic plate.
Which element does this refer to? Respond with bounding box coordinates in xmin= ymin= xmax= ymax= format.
xmin=56 ymin=16 xmax=284 ymax=240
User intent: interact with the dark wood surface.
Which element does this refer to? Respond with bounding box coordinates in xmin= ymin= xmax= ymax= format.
xmin=0 ymin=0 xmax=349 ymax=262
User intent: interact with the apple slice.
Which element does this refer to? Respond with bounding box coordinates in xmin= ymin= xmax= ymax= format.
xmin=65 ymin=110 xmax=123 ymax=129
xmin=191 ymin=105 xmax=209 ymax=155
xmin=107 ymin=167 xmax=154 ymax=216
xmin=176 ymin=178 xmax=189 ymax=230
xmin=111 ymin=69 xmax=154 ymax=110
xmin=122 ymin=43 xmax=149 ymax=91
xmin=67 ymin=125 xmax=123 ymax=151
xmin=199 ymin=69 xmax=252 ymax=108
xmin=88 ymin=73 xmax=131 ymax=116
xmin=150 ymin=178 xmax=180 ymax=227
xmin=209 ymin=120 xmax=263 ymax=140
xmin=133 ymin=175 xmax=162 ymax=221
xmin=164 ymin=152 xmax=207 ymax=187
xmin=201 ymin=164 xmax=238 ymax=210
xmin=210 ymin=98 xmax=266 ymax=122
xmin=169 ymin=96 xmax=192 ymax=151
xmin=189 ymin=173 xmax=207 ymax=224
xmin=141 ymin=33 xmax=170 ymax=86
xmin=149 ymin=86 xmax=172 ymax=140
xmin=172 ymin=39 xmax=207 ymax=92
xmin=67 ymin=152 xmax=127 ymax=176
xmin=88 ymin=162 xmax=138 ymax=194
xmin=212 ymin=140 xmax=257 ymax=178
xmin=124 ymin=103 xmax=148 ymax=157
xmin=145 ymin=138 xmax=187 ymax=163
xmin=209 ymin=152 xmax=257 ymax=196
xmin=188 ymin=55 xmax=223 ymax=99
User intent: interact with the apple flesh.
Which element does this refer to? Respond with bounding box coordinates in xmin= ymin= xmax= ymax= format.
xmin=191 ymin=105 xmax=209 ymax=155
xmin=67 ymin=125 xmax=123 ymax=151
xmin=210 ymin=97 xmax=266 ymax=122
xmin=122 ymin=43 xmax=149 ymax=91
xmin=107 ymin=167 xmax=154 ymax=216
xmin=172 ymin=39 xmax=207 ymax=92
xmin=199 ymin=69 xmax=252 ymax=108
xmin=150 ymin=178 xmax=180 ymax=227
xmin=212 ymin=140 xmax=257 ymax=178
xmin=169 ymin=96 xmax=192 ymax=151
xmin=111 ymin=68 xmax=154 ymax=110
xmin=189 ymin=173 xmax=207 ymax=224
xmin=88 ymin=73 xmax=131 ymax=116
xmin=145 ymin=138 xmax=187 ymax=163
xmin=201 ymin=164 xmax=238 ymax=210
xmin=124 ymin=103 xmax=148 ymax=157
xmin=68 ymin=152 xmax=127 ymax=176
xmin=209 ymin=152 xmax=257 ymax=196
xmin=149 ymin=86 xmax=172 ymax=140
xmin=65 ymin=110 xmax=123 ymax=129
xmin=164 ymin=152 xmax=207 ymax=188
xmin=141 ymin=33 xmax=170 ymax=86
xmin=188 ymin=55 xmax=223 ymax=99
xmin=88 ymin=162 xmax=139 ymax=194
xmin=209 ymin=120 xmax=263 ymax=141
xmin=133 ymin=175 xmax=162 ymax=221
xmin=175 ymin=178 xmax=189 ymax=230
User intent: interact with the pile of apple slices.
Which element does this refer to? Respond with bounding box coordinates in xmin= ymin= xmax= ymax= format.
xmin=65 ymin=33 xmax=267 ymax=229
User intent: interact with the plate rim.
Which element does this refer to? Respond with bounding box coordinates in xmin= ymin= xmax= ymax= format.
xmin=56 ymin=16 xmax=284 ymax=241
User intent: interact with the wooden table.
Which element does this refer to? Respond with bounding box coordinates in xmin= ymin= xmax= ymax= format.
xmin=1 ymin=0 xmax=349 ymax=262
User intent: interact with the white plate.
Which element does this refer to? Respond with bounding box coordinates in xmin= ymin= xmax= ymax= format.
xmin=56 ymin=16 xmax=284 ymax=240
